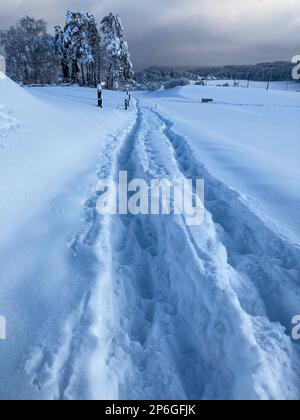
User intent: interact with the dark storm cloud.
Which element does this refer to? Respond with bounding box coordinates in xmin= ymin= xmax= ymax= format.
xmin=0 ymin=0 xmax=299 ymax=70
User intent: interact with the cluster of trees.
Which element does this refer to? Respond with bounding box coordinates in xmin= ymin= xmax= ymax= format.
xmin=54 ymin=12 xmax=100 ymax=85
xmin=0 ymin=12 xmax=134 ymax=89
xmin=164 ymin=78 xmax=190 ymax=89
xmin=189 ymin=62 xmax=295 ymax=82
xmin=0 ymin=17 xmax=59 ymax=84
xmin=136 ymin=62 xmax=295 ymax=85
xmin=135 ymin=66 xmax=194 ymax=85
xmin=135 ymin=66 xmax=195 ymax=91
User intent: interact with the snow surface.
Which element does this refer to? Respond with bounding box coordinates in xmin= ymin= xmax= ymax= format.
xmin=140 ymin=85 xmax=300 ymax=243
xmin=0 ymin=77 xmax=135 ymax=245
xmin=0 ymin=75 xmax=300 ymax=400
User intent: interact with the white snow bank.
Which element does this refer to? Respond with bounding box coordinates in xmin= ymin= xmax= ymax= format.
xmin=0 ymin=78 xmax=134 ymax=245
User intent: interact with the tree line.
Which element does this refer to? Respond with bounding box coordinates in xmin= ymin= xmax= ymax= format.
xmin=136 ymin=62 xmax=295 ymax=85
xmin=0 ymin=12 xmax=134 ymax=89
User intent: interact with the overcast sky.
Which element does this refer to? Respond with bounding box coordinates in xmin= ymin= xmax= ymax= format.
xmin=0 ymin=0 xmax=299 ymax=70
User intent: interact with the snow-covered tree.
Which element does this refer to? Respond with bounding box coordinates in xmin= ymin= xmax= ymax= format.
xmin=100 ymin=13 xmax=134 ymax=89
xmin=54 ymin=25 xmax=70 ymax=83
xmin=86 ymin=14 xmax=101 ymax=85
xmin=0 ymin=16 xmax=59 ymax=84
xmin=63 ymin=11 xmax=99 ymax=85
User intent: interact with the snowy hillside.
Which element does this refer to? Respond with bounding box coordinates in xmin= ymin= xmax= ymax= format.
xmin=1 ymin=74 xmax=300 ymax=400
xmin=0 ymin=76 xmax=135 ymax=245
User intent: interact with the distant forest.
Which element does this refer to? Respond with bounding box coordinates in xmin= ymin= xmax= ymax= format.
xmin=135 ymin=62 xmax=294 ymax=84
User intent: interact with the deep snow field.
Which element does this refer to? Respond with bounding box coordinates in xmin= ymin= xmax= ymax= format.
xmin=0 ymin=73 xmax=300 ymax=400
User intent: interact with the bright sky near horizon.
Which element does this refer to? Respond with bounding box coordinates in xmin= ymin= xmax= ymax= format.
xmin=0 ymin=0 xmax=299 ymax=70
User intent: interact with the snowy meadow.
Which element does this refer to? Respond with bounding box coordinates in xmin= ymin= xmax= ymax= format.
xmin=0 ymin=3 xmax=300 ymax=402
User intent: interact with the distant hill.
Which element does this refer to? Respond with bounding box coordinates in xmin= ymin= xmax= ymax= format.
xmin=135 ymin=62 xmax=294 ymax=83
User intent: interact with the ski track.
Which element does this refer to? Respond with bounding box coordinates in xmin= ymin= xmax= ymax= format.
xmin=24 ymin=99 xmax=300 ymax=400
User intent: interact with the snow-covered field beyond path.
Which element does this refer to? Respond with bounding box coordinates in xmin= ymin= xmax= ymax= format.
xmin=139 ymin=85 xmax=300 ymax=243
xmin=0 ymin=76 xmax=300 ymax=400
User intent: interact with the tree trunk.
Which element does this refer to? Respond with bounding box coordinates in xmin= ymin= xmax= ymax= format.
xmin=62 ymin=54 xmax=70 ymax=83
xmin=81 ymin=64 xmax=85 ymax=86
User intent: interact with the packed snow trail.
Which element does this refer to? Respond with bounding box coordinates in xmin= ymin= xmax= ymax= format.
xmin=97 ymin=102 xmax=300 ymax=400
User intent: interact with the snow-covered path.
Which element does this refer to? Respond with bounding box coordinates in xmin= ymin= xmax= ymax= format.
xmin=1 ymin=79 xmax=300 ymax=400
